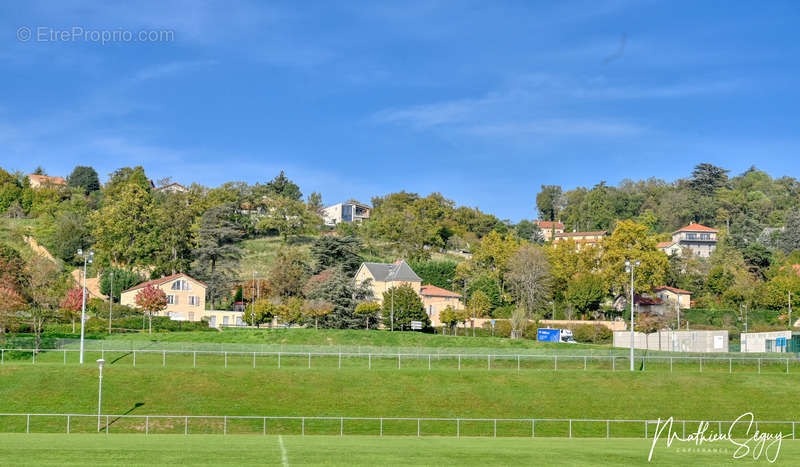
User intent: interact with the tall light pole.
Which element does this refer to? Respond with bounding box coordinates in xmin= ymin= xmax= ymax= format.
xmin=108 ymin=271 xmax=113 ymax=335
xmin=96 ymin=358 xmax=105 ymax=432
xmin=78 ymin=249 xmax=94 ymax=364
xmin=789 ymin=291 xmax=793 ymax=330
xmin=625 ymin=259 xmax=640 ymax=372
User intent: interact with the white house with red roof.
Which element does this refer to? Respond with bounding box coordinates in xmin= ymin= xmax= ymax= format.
xmin=658 ymin=223 xmax=718 ymax=258
xmin=420 ymin=284 xmax=464 ymax=326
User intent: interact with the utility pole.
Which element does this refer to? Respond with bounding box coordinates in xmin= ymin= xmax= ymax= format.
xmin=789 ymin=291 xmax=793 ymax=330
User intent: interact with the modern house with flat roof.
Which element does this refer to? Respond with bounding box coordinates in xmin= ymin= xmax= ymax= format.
xmin=321 ymin=202 xmax=370 ymax=226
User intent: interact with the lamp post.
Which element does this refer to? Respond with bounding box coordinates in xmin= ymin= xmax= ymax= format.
xmin=78 ymin=249 xmax=94 ymax=364
xmin=108 ymin=271 xmax=113 ymax=335
xmin=96 ymin=358 xmax=105 ymax=432
xmin=625 ymin=259 xmax=640 ymax=372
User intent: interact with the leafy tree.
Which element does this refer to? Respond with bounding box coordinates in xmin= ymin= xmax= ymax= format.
xmin=354 ymin=302 xmax=380 ymax=329
xmin=244 ymin=298 xmax=278 ymax=326
xmin=515 ymin=220 xmax=541 ymax=242
xmin=67 ymin=166 xmax=100 ymax=194
xmin=706 ymin=266 xmax=735 ymax=296
xmin=306 ymin=192 xmax=323 ymax=212
xmin=381 ymin=284 xmax=428 ymax=330
xmin=600 ymin=220 xmax=669 ymax=296
xmin=742 ymin=243 xmax=773 ymax=280
xmin=302 ymin=299 xmax=335 ymax=329
xmin=24 ymin=255 xmax=67 ymax=352
xmin=565 ymin=273 xmax=606 ymax=317
xmin=265 ymin=171 xmax=303 ymax=200
xmin=688 ymin=163 xmax=729 ymax=196
xmin=468 ymin=290 xmax=491 ymax=335
xmin=152 ymin=192 xmax=196 ymax=275
xmin=439 ymin=306 xmax=469 ymax=335
xmin=0 ymin=167 xmax=23 ymax=213
xmin=0 ymin=245 xmax=26 ymax=291
xmin=310 ymin=236 xmax=363 ymax=275
xmin=779 ymin=209 xmax=800 ymax=254
xmin=536 ymin=185 xmax=563 ymax=222
xmin=758 ymin=274 xmax=800 ymax=311
xmin=99 ymin=268 xmax=142 ymax=302
xmin=274 ymin=297 xmax=304 ymax=326
xmin=407 ymin=259 xmax=457 ymax=290
xmin=134 ymin=284 xmax=167 ymax=333
xmin=59 ymin=287 xmax=84 ymax=333
xmin=267 ymin=248 xmax=310 ymax=297
xmin=90 ymin=183 xmax=156 ymax=266
xmin=41 ymin=209 xmax=92 ymax=264
xmin=0 ymin=287 xmax=25 ymax=344
xmin=506 ymin=244 xmax=552 ymax=317
xmin=104 ymin=166 xmax=151 ymax=196
xmin=257 ymin=196 xmax=320 ymax=242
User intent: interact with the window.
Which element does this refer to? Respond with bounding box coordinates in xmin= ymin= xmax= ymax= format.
xmin=188 ymin=296 xmax=200 ymax=306
xmin=188 ymin=312 xmax=195 ymax=321
xmin=223 ymin=316 xmax=230 ymax=326
xmin=171 ymin=280 xmax=192 ymax=291
xmin=167 ymin=295 xmax=177 ymax=305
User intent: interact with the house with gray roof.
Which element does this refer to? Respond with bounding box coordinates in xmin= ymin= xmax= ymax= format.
xmin=354 ymin=259 xmax=422 ymax=305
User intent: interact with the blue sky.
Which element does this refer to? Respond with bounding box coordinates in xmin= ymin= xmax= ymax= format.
xmin=1 ymin=1 xmax=798 ymax=221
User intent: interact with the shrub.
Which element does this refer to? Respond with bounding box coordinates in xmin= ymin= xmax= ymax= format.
xmin=572 ymin=324 xmax=612 ymax=344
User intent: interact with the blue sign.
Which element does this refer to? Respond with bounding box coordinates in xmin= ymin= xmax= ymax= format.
xmin=490 ymin=319 xmax=496 ymax=327
xmin=777 ymin=337 xmax=787 ymax=347
xmin=537 ymin=328 xmax=560 ymax=342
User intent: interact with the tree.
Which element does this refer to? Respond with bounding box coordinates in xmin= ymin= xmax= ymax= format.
xmin=354 ymin=302 xmax=380 ymax=329
xmin=779 ymin=209 xmax=800 ymax=254
xmin=439 ymin=306 xmax=469 ymax=335
xmin=515 ymin=220 xmax=541 ymax=242
xmin=302 ymin=299 xmax=335 ymax=329
xmin=305 ymin=268 xmax=374 ymax=329
xmin=59 ymin=287 xmax=84 ymax=333
xmin=536 ymin=185 xmax=563 ymax=222
xmin=310 ymin=236 xmax=363 ymax=275
xmin=274 ymin=296 xmax=304 ymax=326
xmin=688 ymin=163 xmax=729 ymax=196
xmin=565 ymin=273 xmax=606 ymax=318
xmin=99 ymin=268 xmax=142 ymax=302
xmin=265 ymin=171 xmax=303 ymax=200
xmin=0 ymin=287 xmax=25 ymax=345
xmin=153 ymin=192 xmax=196 ymax=275
xmin=467 ymin=290 xmax=491 ymax=336
xmin=381 ymin=284 xmax=428 ymax=330
xmin=244 ymin=298 xmax=278 ymax=326
xmin=307 ymin=192 xmax=323 ymax=212
xmin=258 ymin=196 xmax=320 ymax=242
xmin=90 ymin=183 xmax=156 ymax=266
xmin=600 ymin=220 xmax=669 ymax=297
xmin=104 ymin=166 xmax=151 ymax=196
xmin=192 ymin=203 xmax=243 ymax=306
xmin=507 ymin=244 xmax=552 ymax=317
xmin=268 ymin=248 xmax=310 ymax=297
xmin=24 ymin=255 xmax=66 ymax=352
xmin=134 ymin=284 xmax=167 ymax=333
xmin=407 ymin=260 xmax=457 ymax=290
xmin=67 ymin=166 xmax=100 ymax=194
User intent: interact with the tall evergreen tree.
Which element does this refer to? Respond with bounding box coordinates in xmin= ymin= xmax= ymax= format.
xmin=67 ymin=166 xmax=100 ymax=194
xmin=265 ymin=171 xmax=303 ymax=200
xmin=192 ymin=203 xmax=243 ymax=306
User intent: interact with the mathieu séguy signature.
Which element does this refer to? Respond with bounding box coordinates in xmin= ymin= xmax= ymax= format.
xmin=648 ymin=412 xmax=784 ymax=463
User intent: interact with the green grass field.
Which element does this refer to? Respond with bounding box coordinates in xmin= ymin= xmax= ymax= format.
xmin=0 ymin=434 xmax=795 ymax=466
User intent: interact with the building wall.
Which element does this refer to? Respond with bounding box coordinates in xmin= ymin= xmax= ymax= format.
xmin=740 ymin=331 xmax=792 ymax=353
xmin=422 ymin=295 xmax=464 ymax=326
xmin=354 ymin=268 xmax=421 ymax=304
xmin=613 ymin=330 xmax=729 ymax=353
xmin=656 ymin=290 xmax=691 ymax=309
xmin=121 ymin=276 xmax=206 ymax=319
xmin=202 ymin=310 xmax=245 ymax=328
xmin=321 ymin=204 xmax=343 ymax=226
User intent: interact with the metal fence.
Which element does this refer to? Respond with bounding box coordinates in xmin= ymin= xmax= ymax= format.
xmin=1 ymin=413 xmax=796 ymax=439
xmin=1 ymin=347 xmax=799 ymax=373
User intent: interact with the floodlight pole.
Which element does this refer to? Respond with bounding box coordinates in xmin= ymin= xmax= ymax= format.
xmin=626 ymin=259 xmax=640 ymax=372
xmin=97 ymin=358 xmax=105 ymax=432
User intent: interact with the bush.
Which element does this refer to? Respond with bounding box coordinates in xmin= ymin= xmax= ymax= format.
xmin=571 ymin=324 xmax=612 ymax=344
xmin=480 ymin=319 xmax=538 ymax=339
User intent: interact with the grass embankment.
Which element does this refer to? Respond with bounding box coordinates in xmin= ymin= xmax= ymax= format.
xmin=2 ymin=365 xmax=798 ymax=436
xmin=0 ymin=435 xmax=795 ymax=466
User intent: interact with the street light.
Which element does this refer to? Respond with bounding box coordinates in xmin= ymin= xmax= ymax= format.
xmin=77 ymin=249 xmax=94 ymax=364
xmin=625 ymin=259 xmax=641 ymax=372
xmin=96 ymin=358 xmax=105 ymax=432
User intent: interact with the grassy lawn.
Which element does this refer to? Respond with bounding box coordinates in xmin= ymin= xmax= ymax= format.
xmin=2 ymin=365 xmax=798 ymax=434
xmin=239 ymin=236 xmax=314 ymax=279
xmin=0 ymin=434 xmax=795 ymax=465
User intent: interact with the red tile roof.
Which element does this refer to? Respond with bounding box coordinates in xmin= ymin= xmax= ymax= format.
xmin=122 ymin=273 xmax=206 ymax=293
xmin=657 ymin=241 xmax=676 ymax=248
xmin=420 ymin=285 xmax=462 ymax=298
xmin=654 ymin=286 xmax=692 ymax=295
xmin=535 ymin=221 xmax=564 ymax=229
xmin=634 ymin=295 xmax=663 ymax=306
xmin=673 ymin=223 xmax=718 ymax=233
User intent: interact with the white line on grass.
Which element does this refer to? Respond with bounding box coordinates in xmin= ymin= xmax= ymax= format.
xmin=278 ymin=435 xmax=289 ymax=467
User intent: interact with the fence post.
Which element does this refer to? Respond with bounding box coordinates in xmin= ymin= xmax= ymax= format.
xmin=308 ymin=353 xmax=311 ymax=369
xmin=146 ymin=416 xmax=149 ymax=435
xmin=787 ymin=358 xmax=789 ymax=374
xmin=555 ymin=355 xmax=558 ymax=371
xmin=368 ymin=353 xmax=371 ymax=370
xmin=457 ymin=418 xmax=460 ymax=438
xmin=494 ymin=419 xmax=497 ymax=438
xmin=163 ymin=350 xmax=166 ymax=367
xmin=612 ymin=356 xmax=615 ymax=371
xmin=645 ymin=421 xmax=648 ymax=438
xmin=584 ymin=356 xmax=587 ymax=371
xmin=670 ymin=357 xmax=672 ymax=373
xmin=302 ymin=417 xmax=305 ymax=436
xmin=106 ymin=415 xmax=109 ymax=435
xmin=793 ymin=422 xmax=795 ymax=440
xmin=26 ymin=414 xmax=30 ymax=433
xmin=569 ymin=419 xmax=572 ymax=438
xmin=253 ymin=352 xmax=256 ymax=369
xmin=531 ymin=419 xmax=535 ymax=438
xmin=263 ymin=417 xmax=266 ymax=435
xmin=193 ymin=351 xmax=196 ymax=368
xmin=398 ymin=354 xmax=401 ymax=369
xmin=32 ymin=351 xmax=35 ymax=365
xmin=186 ymin=416 xmax=189 ymax=435
xmin=699 ymin=357 xmax=702 ymax=373
xmin=682 ymin=420 xmax=685 ymax=438
xmin=1 ymin=349 xmax=3 ymax=364
xmin=380 ymin=418 xmax=383 ymax=436
xmin=428 ymin=354 xmax=431 ymax=370
xmin=338 ymin=353 xmax=341 ymax=369
xmin=517 ymin=355 xmax=520 ymax=372
xmin=67 ymin=415 xmax=70 ymax=434
xmin=718 ymin=421 xmax=722 ymax=434
xmin=225 ymin=352 xmax=228 ymax=368
xmin=417 ymin=418 xmax=421 ymax=437
xmin=606 ymin=420 xmax=609 ymax=439
xmin=458 ymin=355 xmax=461 ymax=371
xmin=341 ymin=417 xmax=344 ymax=436
xmin=758 ymin=358 xmax=761 ymax=374
xmin=729 ymin=358 xmax=732 ymax=374
xmin=488 ymin=354 xmax=491 ymax=371
xmin=224 ymin=416 xmax=227 ymax=435
xmin=64 ymin=349 xmax=67 ymax=365
xmin=133 ymin=350 xmax=136 ymax=367
xmin=278 ymin=352 xmax=281 ymax=369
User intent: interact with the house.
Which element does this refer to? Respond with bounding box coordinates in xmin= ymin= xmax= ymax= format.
xmin=321 ymin=202 xmax=371 ymax=226
xmin=653 ymin=286 xmax=692 ymax=309
xmin=155 ymin=182 xmax=188 ymax=194
xmin=535 ymin=221 xmax=564 ymax=242
xmin=613 ymin=294 xmax=665 ymax=315
xmin=658 ymin=223 xmax=718 ymax=258
xmin=553 ymin=231 xmax=607 ymax=251
xmin=420 ymin=285 xmax=464 ymax=326
xmin=120 ymin=273 xmax=207 ymax=322
xmin=354 ymin=259 xmax=421 ymax=304
xmin=27 ymin=174 xmax=66 ymax=189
